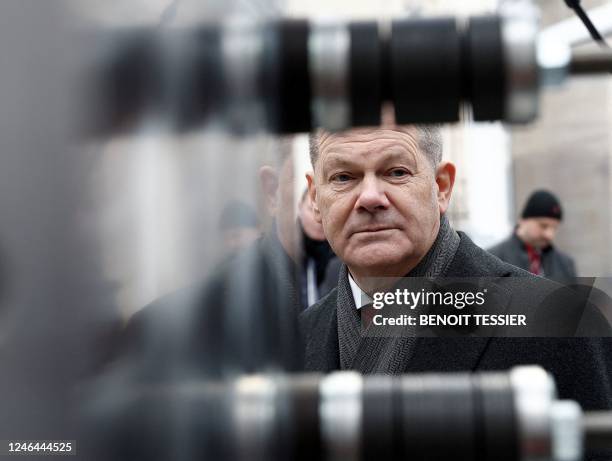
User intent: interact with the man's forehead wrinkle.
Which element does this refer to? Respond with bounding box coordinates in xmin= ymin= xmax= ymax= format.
xmin=320 ymin=127 xmax=418 ymax=149
xmin=321 ymin=138 xmax=421 ymax=171
xmin=327 ymin=127 xmax=417 ymax=143
xmin=322 ymin=135 xmax=419 ymax=156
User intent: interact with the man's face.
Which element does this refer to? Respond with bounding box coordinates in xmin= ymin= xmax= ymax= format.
xmin=518 ymin=217 xmax=560 ymax=250
xmin=307 ymin=127 xmax=450 ymax=278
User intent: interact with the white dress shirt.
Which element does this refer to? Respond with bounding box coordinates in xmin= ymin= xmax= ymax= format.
xmin=348 ymin=272 xmax=372 ymax=310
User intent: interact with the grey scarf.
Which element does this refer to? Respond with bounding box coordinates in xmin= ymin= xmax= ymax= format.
xmin=336 ymin=215 xmax=460 ymax=373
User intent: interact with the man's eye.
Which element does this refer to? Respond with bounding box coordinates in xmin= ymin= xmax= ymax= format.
xmin=331 ymin=173 xmax=353 ymax=183
xmin=388 ymin=169 xmax=410 ymax=178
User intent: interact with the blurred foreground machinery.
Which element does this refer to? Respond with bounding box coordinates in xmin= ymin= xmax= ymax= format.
xmin=79 ymin=2 xmax=612 ymax=461
xmin=79 ymin=3 xmax=612 ymax=461
xmin=2 ymin=1 xmax=612 ymax=459
xmin=84 ymin=366 xmax=612 ymax=461
xmin=90 ymin=1 xmax=612 ymax=136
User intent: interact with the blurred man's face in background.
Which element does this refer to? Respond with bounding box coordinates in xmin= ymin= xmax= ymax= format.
xmin=517 ymin=217 xmax=560 ymax=250
xmin=298 ymin=192 xmax=326 ymax=241
xmin=307 ymin=127 xmax=452 ymax=279
xmin=219 ymin=200 xmax=262 ymax=254
xmin=260 ymin=152 xmax=300 ymax=260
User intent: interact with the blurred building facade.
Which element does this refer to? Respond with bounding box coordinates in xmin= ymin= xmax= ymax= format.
xmin=510 ymin=0 xmax=612 ymax=276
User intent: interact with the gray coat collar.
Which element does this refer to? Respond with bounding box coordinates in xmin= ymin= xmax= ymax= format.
xmin=336 ymin=216 xmax=461 ymax=373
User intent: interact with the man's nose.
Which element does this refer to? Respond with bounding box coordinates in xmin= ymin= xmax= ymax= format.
xmin=354 ymin=175 xmax=390 ymax=212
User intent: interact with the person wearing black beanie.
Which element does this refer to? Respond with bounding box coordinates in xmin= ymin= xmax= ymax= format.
xmin=488 ymin=190 xmax=576 ymax=282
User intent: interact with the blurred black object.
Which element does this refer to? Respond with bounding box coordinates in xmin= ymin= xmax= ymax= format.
xmin=564 ymin=0 xmax=610 ymax=47
xmin=91 ymin=13 xmax=534 ymax=135
xmin=82 ymin=366 xmax=612 ymax=461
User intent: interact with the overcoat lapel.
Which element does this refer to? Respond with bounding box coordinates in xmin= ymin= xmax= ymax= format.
xmin=303 ymin=295 xmax=340 ymax=372
xmin=404 ymin=277 xmax=515 ymax=373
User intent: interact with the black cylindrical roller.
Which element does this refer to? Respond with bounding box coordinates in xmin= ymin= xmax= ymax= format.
xmin=362 ymin=375 xmax=395 ymax=461
xmin=425 ymin=375 xmax=477 ymax=461
xmin=390 ymin=18 xmax=462 ymax=124
xmin=92 ymin=26 xmax=226 ymax=134
xmin=349 ymin=22 xmax=382 ymax=127
xmin=464 ymin=16 xmax=506 ymax=121
xmin=274 ymin=20 xmax=312 ymax=133
xmin=95 ymin=29 xmax=164 ymax=134
xmin=172 ymin=25 xmax=224 ymax=130
xmin=285 ymin=374 xmax=322 ymax=461
xmin=399 ymin=374 xmax=476 ymax=461
xmin=474 ymin=373 xmax=519 ymax=461
xmin=399 ymin=375 xmax=427 ymax=459
xmin=81 ymin=382 xmax=233 ymax=461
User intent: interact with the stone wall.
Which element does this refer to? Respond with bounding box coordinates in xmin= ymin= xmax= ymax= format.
xmin=510 ymin=0 xmax=612 ymax=276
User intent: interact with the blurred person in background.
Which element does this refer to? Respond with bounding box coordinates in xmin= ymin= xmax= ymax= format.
xmin=297 ymin=189 xmax=340 ymax=308
xmin=488 ymin=190 xmax=577 ymax=282
xmin=109 ymin=137 xmax=305 ymax=379
xmin=218 ymin=200 xmax=262 ymax=255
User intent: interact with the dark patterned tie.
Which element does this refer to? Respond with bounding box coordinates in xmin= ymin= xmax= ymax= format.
xmin=360 ymin=303 xmax=376 ymax=328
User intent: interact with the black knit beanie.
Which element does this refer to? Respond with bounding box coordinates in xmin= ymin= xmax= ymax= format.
xmin=521 ymin=190 xmax=563 ymax=221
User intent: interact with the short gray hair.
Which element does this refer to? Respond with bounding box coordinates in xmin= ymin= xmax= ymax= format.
xmin=309 ymin=125 xmax=443 ymax=168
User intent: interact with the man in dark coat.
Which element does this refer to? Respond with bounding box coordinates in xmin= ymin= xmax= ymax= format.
xmin=108 ymin=140 xmax=305 ymax=379
xmin=488 ymin=190 xmax=577 ymax=282
xmin=86 ymin=147 xmax=307 ymax=459
xmin=301 ymin=124 xmax=611 ymax=415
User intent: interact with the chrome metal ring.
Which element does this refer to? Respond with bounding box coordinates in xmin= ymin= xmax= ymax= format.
xmin=308 ymin=19 xmax=351 ymax=131
xmin=510 ymin=366 xmax=556 ymax=461
xmin=551 ymin=400 xmax=583 ymax=461
xmin=233 ymin=374 xmax=278 ymax=461
xmin=221 ymin=19 xmax=265 ymax=130
xmin=500 ymin=1 xmax=540 ymax=123
xmin=319 ymin=371 xmax=363 ymax=461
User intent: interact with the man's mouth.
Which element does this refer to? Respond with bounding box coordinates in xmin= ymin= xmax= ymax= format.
xmin=352 ymin=226 xmax=396 ymax=235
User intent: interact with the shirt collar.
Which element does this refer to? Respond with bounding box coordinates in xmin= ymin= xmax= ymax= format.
xmin=348 ymin=271 xmax=372 ymax=310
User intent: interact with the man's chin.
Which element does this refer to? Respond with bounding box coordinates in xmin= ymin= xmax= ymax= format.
xmin=345 ymin=248 xmax=410 ymax=272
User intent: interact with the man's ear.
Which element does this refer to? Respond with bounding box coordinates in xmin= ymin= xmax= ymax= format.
xmin=259 ymin=166 xmax=279 ymax=216
xmin=305 ymin=171 xmax=322 ymax=224
xmin=435 ymin=161 xmax=456 ymax=215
